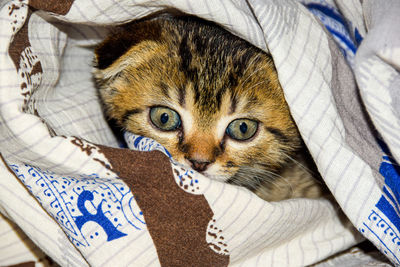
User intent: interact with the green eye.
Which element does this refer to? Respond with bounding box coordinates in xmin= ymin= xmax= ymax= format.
xmin=226 ymin=119 xmax=258 ymax=141
xmin=150 ymin=106 xmax=181 ymax=131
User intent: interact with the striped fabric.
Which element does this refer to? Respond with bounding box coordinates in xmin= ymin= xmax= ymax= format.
xmin=0 ymin=0 xmax=398 ymax=266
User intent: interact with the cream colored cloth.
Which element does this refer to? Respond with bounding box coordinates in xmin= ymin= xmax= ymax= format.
xmin=1 ymin=0 xmax=399 ymax=266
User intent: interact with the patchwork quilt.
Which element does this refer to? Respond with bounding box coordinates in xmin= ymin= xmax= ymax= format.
xmin=0 ymin=0 xmax=398 ymax=266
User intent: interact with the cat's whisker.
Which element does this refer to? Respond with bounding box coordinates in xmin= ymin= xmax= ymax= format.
xmin=256 ymin=168 xmax=295 ymax=196
xmin=245 ymin=80 xmax=269 ymax=92
xmin=282 ymin=152 xmax=312 ymax=174
xmin=240 ymin=62 xmax=271 ymax=86
xmin=229 ymin=165 xmax=296 ymax=198
xmin=280 ymin=151 xmax=323 ymax=185
xmin=229 ymin=178 xmax=259 ymax=191
xmin=242 ymin=54 xmax=262 ymax=76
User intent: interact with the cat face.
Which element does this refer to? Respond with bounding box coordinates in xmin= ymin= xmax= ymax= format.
xmin=94 ymin=16 xmax=301 ymax=189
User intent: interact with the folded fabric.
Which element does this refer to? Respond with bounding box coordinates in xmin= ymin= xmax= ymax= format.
xmin=0 ymin=0 xmax=399 ymax=266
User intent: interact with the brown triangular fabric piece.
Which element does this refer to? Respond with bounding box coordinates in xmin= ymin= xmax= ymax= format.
xmin=29 ymin=0 xmax=74 ymax=15
xmin=99 ymin=146 xmax=230 ymax=266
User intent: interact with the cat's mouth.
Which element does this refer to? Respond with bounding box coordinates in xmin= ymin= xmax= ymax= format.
xmin=180 ymin=160 xmax=236 ymax=183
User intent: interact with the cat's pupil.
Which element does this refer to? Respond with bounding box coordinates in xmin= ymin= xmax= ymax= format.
xmin=160 ymin=113 xmax=169 ymax=124
xmin=240 ymin=122 xmax=248 ymax=134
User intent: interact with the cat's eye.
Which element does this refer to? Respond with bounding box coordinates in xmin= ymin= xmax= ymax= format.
xmin=226 ymin=119 xmax=258 ymax=141
xmin=150 ymin=106 xmax=181 ymax=131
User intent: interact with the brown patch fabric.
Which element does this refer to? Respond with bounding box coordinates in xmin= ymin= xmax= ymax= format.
xmin=29 ymin=0 xmax=74 ymax=15
xmin=8 ymin=0 xmax=73 ymax=69
xmin=70 ymin=137 xmax=97 ymax=156
xmin=8 ymin=9 xmax=35 ymax=71
xmin=99 ymin=146 xmax=229 ymax=266
xmin=6 ymin=262 xmax=35 ymax=267
xmin=8 ymin=6 xmax=43 ymax=113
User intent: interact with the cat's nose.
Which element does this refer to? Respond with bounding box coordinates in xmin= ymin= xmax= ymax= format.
xmin=188 ymin=159 xmax=212 ymax=172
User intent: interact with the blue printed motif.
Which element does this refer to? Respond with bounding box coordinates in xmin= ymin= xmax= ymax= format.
xmin=304 ymin=2 xmax=362 ymax=67
xmin=362 ymin=209 xmax=400 ymax=264
xmin=124 ymin=132 xmax=172 ymax=158
xmin=377 ymin=156 xmax=400 ymax=232
xmin=75 ymin=190 xmax=127 ymax=241
xmin=361 ymin=142 xmax=400 ymax=263
xmin=7 ymin=133 xmax=172 ymax=249
xmin=9 ymin=164 xmax=145 ymax=248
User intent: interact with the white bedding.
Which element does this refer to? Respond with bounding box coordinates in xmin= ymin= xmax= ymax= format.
xmin=0 ymin=0 xmax=399 ymax=266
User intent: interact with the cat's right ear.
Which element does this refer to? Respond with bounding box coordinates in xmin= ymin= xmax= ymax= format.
xmin=94 ymin=21 xmax=162 ymax=70
xmin=93 ymin=20 xmax=163 ymax=87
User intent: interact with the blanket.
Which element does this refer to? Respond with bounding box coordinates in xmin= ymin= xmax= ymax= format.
xmin=0 ymin=0 xmax=398 ymax=266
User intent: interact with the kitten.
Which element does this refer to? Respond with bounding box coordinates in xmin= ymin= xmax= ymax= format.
xmin=93 ymin=15 xmax=326 ymax=201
